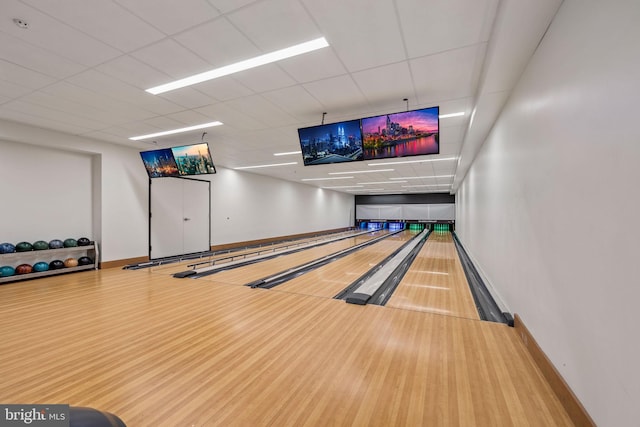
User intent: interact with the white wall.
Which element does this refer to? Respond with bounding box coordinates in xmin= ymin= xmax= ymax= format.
xmin=455 ymin=1 xmax=640 ymax=425
xmin=0 ymin=139 xmax=93 ymax=243
xmin=0 ymin=119 xmax=354 ymax=262
xmin=210 ymin=167 xmax=353 ymax=246
xmin=0 ymin=120 xmax=148 ymax=262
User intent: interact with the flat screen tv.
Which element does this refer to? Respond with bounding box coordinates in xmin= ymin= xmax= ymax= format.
xmin=361 ymin=106 xmax=439 ymax=161
xmin=140 ymin=148 xmax=180 ymax=178
xmin=297 ymin=119 xmax=364 ymax=166
xmin=171 ymin=143 xmax=216 ymax=175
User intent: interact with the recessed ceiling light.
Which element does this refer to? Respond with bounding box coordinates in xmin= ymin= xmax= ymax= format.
xmin=328 ymin=169 xmax=394 ymax=175
xmin=302 ymin=177 xmax=354 ymax=181
xmin=129 ymin=121 xmax=222 ymax=140
xmin=146 ymin=37 xmax=329 ymax=95
xmin=274 ymin=151 xmax=301 ymax=156
xmin=233 ymin=162 xmax=297 ymax=170
xmin=367 ymin=156 xmax=457 ymax=166
xmin=439 ymin=112 xmax=465 ymax=119
xmin=402 ymin=184 xmax=451 ymax=188
xmin=322 ymin=185 xmax=364 ymax=189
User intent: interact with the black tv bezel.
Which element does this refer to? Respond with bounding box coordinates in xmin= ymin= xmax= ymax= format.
xmin=297 ymin=118 xmax=364 ymax=166
xmin=360 ymin=105 xmax=440 ymax=161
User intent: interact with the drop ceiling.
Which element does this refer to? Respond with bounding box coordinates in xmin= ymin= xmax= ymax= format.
xmin=0 ymin=0 xmax=562 ymax=194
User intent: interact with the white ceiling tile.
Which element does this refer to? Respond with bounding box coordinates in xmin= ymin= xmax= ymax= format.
xmin=194 ymin=103 xmax=266 ymax=131
xmin=3 ymin=99 xmax=109 ymax=130
xmin=156 ymin=88 xmax=217 ymax=109
xmin=0 ymin=59 xmax=57 ymax=90
xmin=0 ymin=0 xmax=121 ymax=66
xmin=226 ymin=95 xmax=296 ymax=127
xmin=232 ymin=64 xmax=297 ymax=93
xmin=96 ymin=55 xmax=172 ymax=89
xmin=174 ymin=18 xmax=259 ymax=66
xmin=164 ymin=110 xmax=213 ymax=125
xmin=278 ymin=48 xmax=347 ymax=83
xmin=206 ymin=0 xmax=259 ymax=14
xmin=411 ymin=45 xmax=486 ymax=105
xmin=21 ymin=0 xmax=165 ymax=51
xmin=302 ymin=0 xmax=406 ymax=72
xmin=352 ymin=62 xmax=415 ymax=105
xmin=196 ymin=77 xmax=254 ymax=101
xmin=396 ymin=0 xmax=498 ymax=58
xmin=303 ymin=75 xmax=368 ymax=112
xmin=0 ymin=108 xmax=96 ymax=135
xmin=0 ymin=80 xmax=34 ymax=100
xmin=115 ymin=0 xmax=220 ymax=35
xmin=132 ymin=39 xmax=212 ymax=80
xmin=0 ymin=33 xmax=85 ymax=79
xmin=227 ymin=0 xmax=321 ymax=51
xmin=262 ymin=85 xmax=325 ymax=121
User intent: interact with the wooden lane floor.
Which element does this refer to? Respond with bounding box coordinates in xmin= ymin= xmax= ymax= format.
xmin=274 ymin=230 xmax=419 ymax=298
xmin=386 ymin=231 xmax=480 ymax=320
xmin=194 ymin=230 xmax=392 ymax=285
xmin=149 ymin=229 xmax=365 ymax=276
xmin=0 ymin=267 xmax=573 ymax=426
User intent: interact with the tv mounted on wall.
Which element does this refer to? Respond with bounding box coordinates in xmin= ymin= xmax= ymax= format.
xmin=140 ymin=143 xmax=216 ymax=178
xmin=361 ymin=106 xmax=439 ymax=161
xmin=297 ymin=119 xmax=364 ymax=166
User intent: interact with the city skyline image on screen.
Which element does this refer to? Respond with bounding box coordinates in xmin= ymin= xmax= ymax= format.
xmin=361 ymin=106 xmax=439 ymax=160
xmin=171 ymin=143 xmax=216 ymax=175
xmin=298 ymin=119 xmax=363 ymax=166
xmin=140 ymin=148 xmax=180 ymax=178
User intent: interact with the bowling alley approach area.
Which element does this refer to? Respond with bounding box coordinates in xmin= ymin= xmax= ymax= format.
xmin=2 ymin=1 xmax=639 ymax=426
xmin=1 ymin=224 xmax=575 ymax=426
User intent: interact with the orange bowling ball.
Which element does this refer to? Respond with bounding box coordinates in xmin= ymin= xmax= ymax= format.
xmin=15 ymin=264 xmax=33 ymax=275
xmin=64 ymin=258 xmax=79 ymax=268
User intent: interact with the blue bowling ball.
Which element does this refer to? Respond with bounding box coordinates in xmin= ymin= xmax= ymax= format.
xmin=33 ymin=262 xmax=50 ymax=272
xmin=0 ymin=266 xmax=15 ymax=277
xmin=0 ymin=243 xmax=16 ymax=254
xmin=49 ymin=239 xmax=64 ymax=249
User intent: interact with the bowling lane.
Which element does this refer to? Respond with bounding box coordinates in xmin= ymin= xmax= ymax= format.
xmin=273 ymin=230 xmax=419 ymax=298
xmin=195 ymin=230 xmax=392 ymax=285
xmin=385 ymin=232 xmax=480 ymax=320
xmin=150 ymin=230 xmax=364 ymax=276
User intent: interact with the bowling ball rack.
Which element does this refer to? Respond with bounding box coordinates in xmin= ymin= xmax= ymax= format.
xmin=0 ymin=240 xmax=98 ymax=284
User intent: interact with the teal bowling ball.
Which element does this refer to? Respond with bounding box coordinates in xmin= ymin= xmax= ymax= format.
xmin=15 ymin=242 xmax=33 ymax=252
xmin=0 ymin=266 xmax=15 ymax=277
xmin=32 ymin=240 xmax=50 ymax=251
xmin=33 ymin=262 xmax=49 ymax=272
xmin=63 ymin=238 xmax=78 ymax=248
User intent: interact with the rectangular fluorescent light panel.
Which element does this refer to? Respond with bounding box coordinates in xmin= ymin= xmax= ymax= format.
xmin=147 ymin=37 xmax=329 ymax=95
xmin=274 ymin=151 xmax=301 ymax=156
xmin=390 ymin=175 xmax=454 ymax=180
xmin=329 ymin=169 xmax=394 ymax=175
xmin=302 ymin=177 xmax=354 ymax=181
xmin=233 ymin=162 xmax=297 ymax=170
xmin=129 ymin=121 xmax=223 ymax=140
xmin=439 ymin=112 xmax=465 ymax=119
xmin=367 ymin=156 xmax=457 ymax=166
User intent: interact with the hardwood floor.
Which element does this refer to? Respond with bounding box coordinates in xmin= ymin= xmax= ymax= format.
xmin=0 ymin=239 xmax=573 ymax=426
xmin=386 ymin=231 xmax=481 ymax=320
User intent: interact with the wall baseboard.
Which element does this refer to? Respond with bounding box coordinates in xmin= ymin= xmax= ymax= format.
xmin=514 ymin=314 xmax=595 ymax=427
xmin=100 ymin=256 xmax=149 ymax=269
